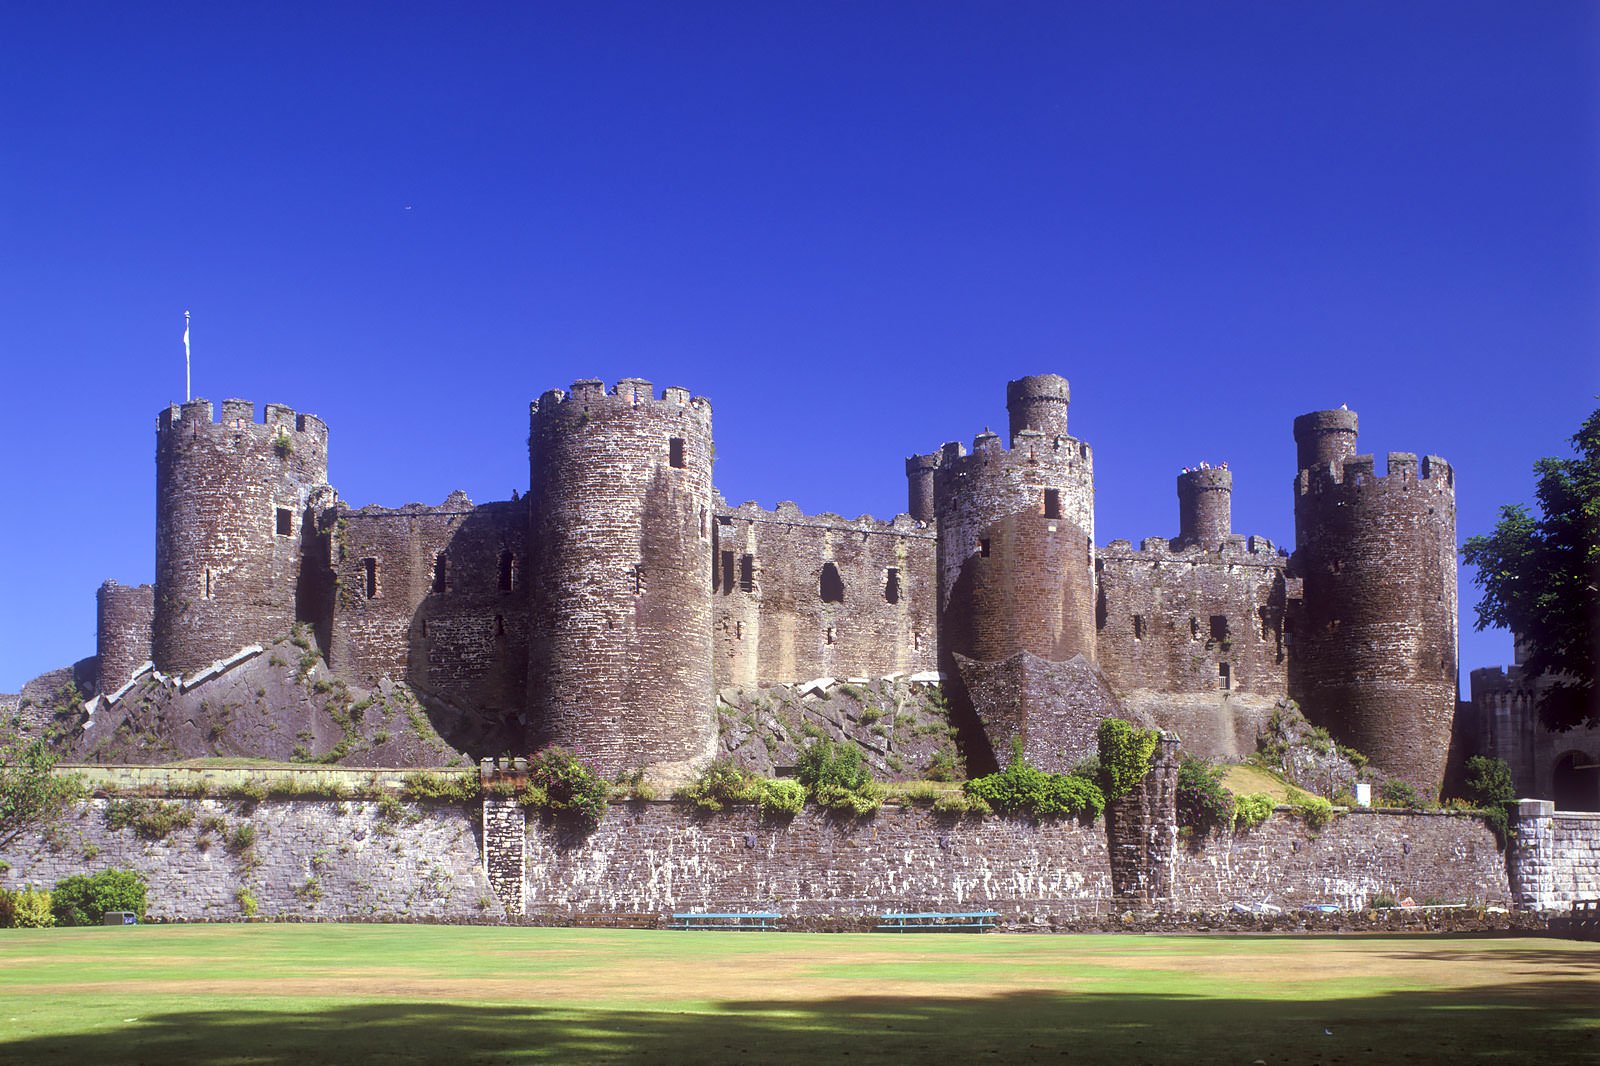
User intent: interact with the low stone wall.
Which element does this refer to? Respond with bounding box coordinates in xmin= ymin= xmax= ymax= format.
xmin=1510 ymin=801 xmax=1600 ymax=912
xmin=1 ymin=797 xmax=500 ymax=922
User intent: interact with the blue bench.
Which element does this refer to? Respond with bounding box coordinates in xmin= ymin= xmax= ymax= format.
xmin=877 ymin=910 xmax=998 ymax=932
xmin=669 ymin=911 xmax=782 ymax=931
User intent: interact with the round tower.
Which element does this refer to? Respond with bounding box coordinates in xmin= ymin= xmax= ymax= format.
xmin=153 ymin=399 xmax=329 ymax=674
xmin=933 ymin=380 xmax=1097 ymax=667
xmin=1293 ymin=408 xmax=1359 ymax=471
xmin=1175 ymin=467 xmax=1231 ymax=549
xmin=1006 ymin=374 xmax=1070 ymax=442
xmin=526 ymin=378 xmax=716 ymax=782
xmin=905 ymin=452 xmax=940 ymax=522
xmin=1291 ymin=411 xmax=1458 ymax=797
xmin=96 ymin=580 xmax=154 ymax=692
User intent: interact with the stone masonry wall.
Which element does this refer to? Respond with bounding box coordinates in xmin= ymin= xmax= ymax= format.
xmin=1509 ymin=800 xmax=1600 ymax=912
xmin=1 ymin=797 xmax=500 ymax=922
xmin=712 ymin=502 xmax=936 ymax=686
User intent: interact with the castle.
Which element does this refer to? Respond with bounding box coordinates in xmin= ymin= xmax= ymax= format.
xmin=86 ymin=373 xmax=1466 ymax=795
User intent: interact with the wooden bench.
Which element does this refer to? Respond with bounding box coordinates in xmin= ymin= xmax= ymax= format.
xmin=876 ymin=910 xmax=999 ymax=932
xmin=669 ymin=911 xmax=782 ymax=931
xmin=1570 ymin=899 xmax=1599 ymax=941
xmin=572 ymin=912 xmax=660 ymax=929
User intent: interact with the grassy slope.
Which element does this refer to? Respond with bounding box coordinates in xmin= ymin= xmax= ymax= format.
xmin=1222 ymin=763 xmax=1321 ymax=803
xmin=0 ymin=925 xmax=1595 ymax=1064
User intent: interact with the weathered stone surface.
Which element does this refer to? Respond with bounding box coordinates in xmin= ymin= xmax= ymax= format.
xmin=952 ymin=651 xmax=1128 ymax=772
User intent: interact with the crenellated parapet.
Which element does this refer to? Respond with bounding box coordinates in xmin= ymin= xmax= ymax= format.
xmin=153 ymin=398 xmax=332 ymax=674
xmin=1290 ymin=410 xmax=1458 ymax=797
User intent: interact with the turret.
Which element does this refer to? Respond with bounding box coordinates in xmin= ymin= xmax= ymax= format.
xmin=1175 ymin=467 xmax=1231 ymax=550
xmin=153 ymin=399 xmax=330 ymax=674
xmin=96 ymin=580 xmax=154 ymax=691
xmin=1006 ymin=373 xmax=1070 ymax=442
xmin=905 ymin=452 xmax=940 ymax=523
xmin=526 ymin=378 xmax=716 ymax=782
xmin=1290 ymin=407 xmax=1457 ymax=796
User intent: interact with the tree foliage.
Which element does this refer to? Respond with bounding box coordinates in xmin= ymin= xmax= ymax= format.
xmin=51 ymin=869 xmax=147 ymax=927
xmin=1462 ymin=406 xmax=1600 ymax=729
xmin=0 ymin=733 xmax=83 ymax=848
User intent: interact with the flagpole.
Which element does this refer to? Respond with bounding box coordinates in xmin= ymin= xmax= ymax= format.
xmin=183 ymin=310 xmax=191 ymax=401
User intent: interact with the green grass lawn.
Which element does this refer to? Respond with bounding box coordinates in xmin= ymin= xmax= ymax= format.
xmin=0 ymin=925 xmax=1595 ymax=1064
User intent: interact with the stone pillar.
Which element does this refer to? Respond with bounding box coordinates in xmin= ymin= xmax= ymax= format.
xmin=1106 ymin=733 xmax=1180 ymax=905
xmin=1508 ymin=798 xmax=1555 ymax=912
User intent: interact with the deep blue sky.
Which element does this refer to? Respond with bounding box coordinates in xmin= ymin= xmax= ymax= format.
xmin=2 ymin=3 xmax=1595 ymax=692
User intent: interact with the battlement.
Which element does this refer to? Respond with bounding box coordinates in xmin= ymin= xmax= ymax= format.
xmin=157 ymin=398 xmax=329 ymax=440
xmin=718 ymin=499 xmax=932 ymax=537
xmin=532 ymin=378 xmax=710 ymax=417
xmin=1296 ymin=451 xmax=1455 ymax=497
xmin=1100 ymin=533 xmax=1284 ymax=563
xmin=936 ymin=428 xmax=1093 ymax=473
xmin=1293 ymin=408 xmax=1359 ymax=470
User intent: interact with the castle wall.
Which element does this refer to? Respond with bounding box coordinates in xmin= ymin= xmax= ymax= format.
xmin=96 ymin=581 xmax=154 ymax=692
xmin=1095 ymin=536 xmax=1292 ymax=758
xmin=711 ymin=502 xmax=936 ymax=686
xmin=527 ymin=379 xmax=716 ymax=780
xmin=327 ymin=495 xmax=528 ymax=717
xmin=1291 ymin=445 xmax=1458 ymax=795
xmin=1468 ymin=665 xmax=1600 ymax=804
xmin=1508 ymin=801 xmax=1600 ymax=911
xmin=153 ymin=399 xmax=329 ymax=674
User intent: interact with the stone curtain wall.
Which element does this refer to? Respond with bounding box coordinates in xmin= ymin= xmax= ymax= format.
xmin=1 ymin=797 xmax=499 ymax=922
xmin=711 ymin=502 xmax=937 ymax=686
xmin=1509 ymin=801 xmax=1600 ymax=912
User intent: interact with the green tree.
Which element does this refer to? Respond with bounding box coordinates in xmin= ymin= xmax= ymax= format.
xmin=0 ymin=733 xmax=83 ymax=848
xmin=1462 ymin=406 xmax=1600 ymax=730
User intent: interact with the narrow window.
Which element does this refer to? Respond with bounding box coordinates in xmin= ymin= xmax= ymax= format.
xmin=1209 ymin=615 xmax=1229 ymax=642
xmin=276 ymin=508 xmax=293 ymax=536
xmin=203 ymin=568 xmax=213 ymax=600
xmin=495 ymin=614 xmax=506 ymax=637
xmin=979 ymin=538 xmax=991 ymax=558
xmin=825 ymin=625 xmax=836 ymax=645
xmin=820 ymin=562 xmax=844 ymax=603
xmin=1258 ymin=607 xmax=1271 ymax=640
xmin=1190 ymin=616 xmax=1200 ymax=640
xmin=634 ymin=565 xmax=645 ymax=595
xmin=734 ymin=621 xmax=743 ymax=640
xmin=1133 ymin=615 xmax=1145 ymax=640
xmin=719 ymin=550 xmax=735 ymax=594
xmin=884 ymin=567 xmax=901 ymax=604
xmin=669 ymin=438 xmax=686 ymax=468
xmin=739 ymin=554 xmax=755 ymax=593
xmin=1043 ymin=489 xmax=1061 ymax=519
xmin=1218 ymin=663 xmax=1232 ymax=691
xmin=498 ymin=550 xmax=514 ymax=592
xmin=432 ymin=554 xmax=448 ymax=595
xmin=363 ymin=558 xmax=378 ymax=599
xmin=420 ymin=618 xmax=428 ymax=637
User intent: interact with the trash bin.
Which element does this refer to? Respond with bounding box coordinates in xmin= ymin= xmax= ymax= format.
xmin=102 ymin=911 xmax=138 ymax=926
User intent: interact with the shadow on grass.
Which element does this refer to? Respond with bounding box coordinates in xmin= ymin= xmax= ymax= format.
xmin=4 ymin=982 xmax=1597 ymax=1066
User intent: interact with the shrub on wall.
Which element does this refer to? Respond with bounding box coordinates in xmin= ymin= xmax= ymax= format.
xmin=796 ymin=739 xmax=883 ymax=815
xmin=520 ymin=748 xmax=608 ymax=828
xmin=0 ymin=887 xmax=54 ymax=928
xmin=1290 ymin=794 xmax=1335 ymax=831
xmin=400 ymin=771 xmax=479 ymax=802
xmin=1176 ymin=756 xmax=1236 ymax=836
xmin=1233 ymin=793 xmax=1276 ymax=831
xmin=1096 ymin=718 xmax=1159 ymax=800
xmin=964 ymin=749 xmax=1104 ymax=821
xmin=1464 ymin=755 xmax=1517 ymax=844
xmin=1378 ymin=779 xmax=1426 ymax=809
xmin=51 ymin=869 xmax=147 ymax=927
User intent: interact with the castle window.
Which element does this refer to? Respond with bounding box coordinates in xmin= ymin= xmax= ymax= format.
xmin=669 ymin=438 xmax=686 ymax=468
xmin=1258 ymin=607 xmax=1271 ymax=640
xmin=495 ymin=614 xmax=506 ymax=637
xmin=275 ymin=508 xmax=293 ymax=536
xmin=718 ymin=551 xmax=735 ymax=594
xmin=1209 ymin=615 xmax=1229 ymax=642
xmin=1043 ymin=489 xmax=1061 ymax=519
xmin=884 ymin=567 xmax=901 ymax=604
xmin=826 ymin=625 xmax=836 ymax=645
xmin=979 ymin=538 xmax=991 ymax=558
xmin=432 ymin=554 xmax=449 ymax=595
xmin=1133 ymin=615 xmax=1145 ymax=640
xmin=820 ymin=562 xmax=845 ymax=603
xmin=1218 ymin=663 xmax=1231 ymax=691
xmin=203 ymin=568 xmax=213 ymax=600
xmin=739 ymin=554 xmax=755 ymax=593
xmin=1190 ymin=617 xmax=1200 ymax=640
xmin=634 ymin=565 xmax=645 ymax=595
xmin=363 ymin=558 xmax=378 ymax=599
xmin=498 ymin=550 xmax=515 ymax=593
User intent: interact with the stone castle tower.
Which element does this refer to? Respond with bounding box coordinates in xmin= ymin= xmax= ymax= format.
xmin=83 ymin=373 xmax=1464 ymax=796
xmin=1290 ymin=409 xmax=1458 ymax=793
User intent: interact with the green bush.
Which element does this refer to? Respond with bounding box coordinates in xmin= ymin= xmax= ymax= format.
xmin=1096 ymin=719 xmax=1159 ymax=800
xmin=1463 ymin=755 xmax=1517 ymax=843
xmin=400 ymin=771 xmax=479 ymax=802
xmin=51 ymin=869 xmax=147 ymax=927
xmin=1379 ymin=779 xmax=1425 ymax=809
xmin=796 ymin=739 xmax=882 ymax=815
xmin=683 ymin=760 xmax=763 ymax=812
xmin=964 ymin=748 xmax=1104 ymax=821
xmin=1176 ymin=756 xmax=1235 ymax=835
xmin=1291 ymin=794 xmax=1335 ymax=831
xmin=1233 ymin=793 xmax=1276 ymax=831
xmin=756 ymin=778 xmax=805 ymax=818
xmin=0 ymin=887 xmax=54 ymax=928
xmin=932 ymin=792 xmax=991 ymax=816
xmin=235 ymin=887 xmax=258 ymax=917
xmin=521 ymin=748 xmax=608 ymax=828
xmin=104 ymin=799 xmax=195 ymax=841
